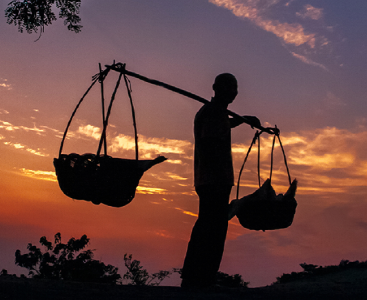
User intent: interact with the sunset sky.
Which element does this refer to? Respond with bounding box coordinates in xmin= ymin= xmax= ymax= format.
xmin=1 ymin=0 xmax=367 ymax=287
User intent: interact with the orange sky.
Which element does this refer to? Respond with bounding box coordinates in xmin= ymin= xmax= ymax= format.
xmin=1 ymin=0 xmax=367 ymax=287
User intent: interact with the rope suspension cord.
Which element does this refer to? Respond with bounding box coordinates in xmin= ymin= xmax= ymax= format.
xmin=236 ymin=130 xmax=263 ymax=200
xmin=59 ymin=77 xmax=99 ymax=157
xmin=123 ymin=74 xmax=139 ymax=161
xmin=268 ymin=125 xmax=291 ymax=185
xmin=277 ymin=133 xmax=292 ymax=186
xmin=99 ymin=63 xmax=108 ymax=155
xmin=236 ymin=129 xmax=292 ymax=200
xmin=257 ymin=130 xmax=261 ymax=187
xmin=105 ymin=63 xmax=279 ymax=136
xmin=269 ymin=131 xmax=276 ymax=184
xmin=96 ymin=72 xmax=123 ymax=157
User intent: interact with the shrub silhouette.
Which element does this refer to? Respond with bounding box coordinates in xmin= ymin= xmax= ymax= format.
xmin=275 ymin=260 xmax=367 ymax=284
xmin=216 ymin=271 xmax=249 ymax=288
xmin=173 ymin=268 xmax=249 ymax=288
xmin=15 ymin=232 xmax=120 ymax=284
xmin=123 ymin=254 xmax=171 ymax=286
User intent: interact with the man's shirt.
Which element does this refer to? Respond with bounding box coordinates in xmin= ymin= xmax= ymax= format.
xmin=194 ymin=100 xmax=234 ymax=187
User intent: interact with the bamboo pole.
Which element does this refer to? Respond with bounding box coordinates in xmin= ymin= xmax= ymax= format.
xmin=105 ymin=63 xmax=278 ymax=135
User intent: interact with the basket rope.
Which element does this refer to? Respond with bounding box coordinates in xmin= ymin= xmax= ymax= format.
xmin=123 ymin=74 xmax=139 ymax=161
xmin=58 ymin=64 xmax=139 ymax=161
xmin=96 ymin=72 xmax=123 ymax=157
xmin=236 ymin=128 xmax=291 ymax=200
xmin=99 ymin=63 xmax=108 ymax=156
xmin=59 ymin=77 xmax=99 ymax=157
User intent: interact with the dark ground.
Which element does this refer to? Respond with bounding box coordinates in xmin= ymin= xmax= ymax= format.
xmin=1 ymin=268 xmax=367 ymax=300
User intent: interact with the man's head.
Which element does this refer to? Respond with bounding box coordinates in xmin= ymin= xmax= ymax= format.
xmin=213 ymin=73 xmax=238 ymax=104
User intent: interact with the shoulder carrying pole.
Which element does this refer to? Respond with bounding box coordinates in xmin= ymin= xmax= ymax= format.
xmin=105 ymin=63 xmax=278 ymax=135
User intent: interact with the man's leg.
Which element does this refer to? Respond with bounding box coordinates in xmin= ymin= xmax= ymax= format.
xmin=181 ymin=184 xmax=232 ymax=287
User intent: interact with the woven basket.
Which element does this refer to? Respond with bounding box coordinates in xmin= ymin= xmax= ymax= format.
xmin=234 ymin=179 xmax=297 ymax=231
xmin=54 ymin=154 xmax=165 ymax=207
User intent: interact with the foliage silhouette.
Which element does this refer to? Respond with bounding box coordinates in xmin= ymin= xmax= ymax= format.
xmin=216 ymin=271 xmax=249 ymax=288
xmin=173 ymin=268 xmax=249 ymax=288
xmin=275 ymin=260 xmax=367 ymax=284
xmin=5 ymin=0 xmax=82 ymax=39
xmin=14 ymin=233 xmax=174 ymax=286
xmin=15 ymin=232 xmax=120 ymax=284
xmin=123 ymin=254 xmax=171 ymax=286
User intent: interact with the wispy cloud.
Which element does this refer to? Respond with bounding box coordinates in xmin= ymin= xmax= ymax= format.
xmin=76 ymin=124 xmax=193 ymax=159
xmin=0 ymin=119 xmax=54 ymax=157
xmin=175 ymin=207 xmax=198 ymax=218
xmin=0 ymin=120 xmax=45 ymax=134
xmin=109 ymin=134 xmax=193 ymax=159
xmin=19 ymin=168 xmax=57 ymax=181
xmin=258 ymin=19 xmax=315 ymax=47
xmin=0 ymin=78 xmax=12 ymax=90
xmin=151 ymin=230 xmax=175 ymax=239
xmin=3 ymin=141 xmax=49 ymax=157
xmin=290 ymin=52 xmax=329 ymax=71
xmin=209 ymin=0 xmax=332 ymax=71
xmin=296 ymin=4 xmax=323 ymax=20
xmin=284 ymin=0 xmax=294 ymax=7
xmin=0 ymin=120 xmax=18 ymax=131
xmin=0 ymin=109 xmax=9 ymax=114
xmin=209 ymin=0 xmax=317 ymax=47
xmin=271 ymin=127 xmax=367 ymax=196
xmin=324 ymin=91 xmax=346 ymax=107
xmin=77 ymin=124 xmax=102 ymax=140
xmin=165 ymin=172 xmax=188 ymax=181
xmin=25 ymin=148 xmax=49 ymax=157
xmin=40 ymin=125 xmax=64 ymax=137
xmin=7 ymin=142 xmax=24 ymax=149
xmin=136 ymin=186 xmax=168 ymax=194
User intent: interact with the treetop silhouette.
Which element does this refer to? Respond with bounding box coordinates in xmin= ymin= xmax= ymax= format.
xmin=5 ymin=0 xmax=82 ymax=39
xmin=15 ymin=232 xmax=120 ymax=283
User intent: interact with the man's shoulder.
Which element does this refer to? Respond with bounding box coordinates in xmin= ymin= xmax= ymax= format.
xmin=197 ymin=101 xmax=222 ymax=115
xmin=198 ymin=102 xmax=212 ymax=112
xmin=195 ymin=102 xmax=211 ymax=120
xmin=196 ymin=101 xmax=228 ymax=119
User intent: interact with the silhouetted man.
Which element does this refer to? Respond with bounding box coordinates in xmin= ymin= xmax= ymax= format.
xmin=181 ymin=73 xmax=260 ymax=288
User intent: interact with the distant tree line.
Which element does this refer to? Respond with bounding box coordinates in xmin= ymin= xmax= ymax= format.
xmin=1 ymin=232 xmax=248 ymax=287
xmin=275 ymin=260 xmax=367 ymax=284
xmin=2 ymin=232 xmax=366 ymax=288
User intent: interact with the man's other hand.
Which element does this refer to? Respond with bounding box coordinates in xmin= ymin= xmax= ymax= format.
xmin=243 ymin=116 xmax=261 ymax=129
